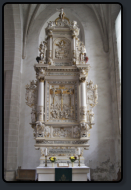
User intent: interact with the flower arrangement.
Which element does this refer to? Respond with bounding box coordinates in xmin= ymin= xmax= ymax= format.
xmin=69 ymin=156 xmax=77 ymax=162
xmin=49 ymin=157 xmax=56 ymax=162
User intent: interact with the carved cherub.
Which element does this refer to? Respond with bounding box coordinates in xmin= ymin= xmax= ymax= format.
xmin=71 ymin=21 xmax=78 ymax=29
xmin=36 ymin=122 xmax=45 ymax=134
xmin=47 ymin=21 xmax=55 ymax=27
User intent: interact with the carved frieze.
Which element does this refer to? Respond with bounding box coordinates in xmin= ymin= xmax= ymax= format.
xmin=40 ymin=146 xmax=84 ymax=157
xmin=53 ymin=127 xmax=72 ymax=138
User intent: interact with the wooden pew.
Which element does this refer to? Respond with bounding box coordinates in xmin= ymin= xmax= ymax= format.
xmin=16 ymin=166 xmax=36 ymax=181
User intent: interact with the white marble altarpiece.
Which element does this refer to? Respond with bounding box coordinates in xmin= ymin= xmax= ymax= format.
xmin=25 ymin=8 xmax=98 ymax=172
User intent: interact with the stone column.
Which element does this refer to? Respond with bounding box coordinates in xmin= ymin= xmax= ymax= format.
xmin=37 ymin=78 xmax=44 ymax=121
xmin=49 ymin=35 xmax=52 ymax=58
xmin=79 ymin=77 xmax=87 ymax=123
xmin=72 ymin=34 xmax=76 ymax=65
xmin=48 ymin=30 xmax=53 ymax=64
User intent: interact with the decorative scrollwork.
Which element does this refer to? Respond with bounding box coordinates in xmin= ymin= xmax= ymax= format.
xmin=25 ymin=80 xmax=37 ymax=108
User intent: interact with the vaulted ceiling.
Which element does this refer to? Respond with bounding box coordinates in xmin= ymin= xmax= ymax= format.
xmin=19 ymin=4 xmax=121 ymax=58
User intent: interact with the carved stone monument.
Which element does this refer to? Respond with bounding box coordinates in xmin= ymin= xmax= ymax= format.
xmin=25 ymin=8 xmax=98 ymax=174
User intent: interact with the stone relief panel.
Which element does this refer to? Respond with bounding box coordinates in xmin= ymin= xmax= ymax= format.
xmin=53 ymin=127 xmax=72 ymax=138
xmin=53 ymin=38 xmax=71 ymax=61
xmin=73 ymin=126 xmax=80 ymax=138
xmin=46 ymin=81 xmax=78 ymax=123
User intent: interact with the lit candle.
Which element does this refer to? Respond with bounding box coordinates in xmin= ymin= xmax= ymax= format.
xmin=78 ymin=148 xmax=80 ymax=155
xmin=45 ymin=148 xmax=47 ymax=156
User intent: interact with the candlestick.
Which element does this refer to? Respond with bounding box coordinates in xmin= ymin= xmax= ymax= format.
xmin=45 ymin=148 xmax=47 ymax=156
xmin=45 ymin=155 xmax=47 ymax=167
xmin=78 ymin=148 xmax=80 ymax=155
xmin=78 ymin=155 xmax=80 ymax=167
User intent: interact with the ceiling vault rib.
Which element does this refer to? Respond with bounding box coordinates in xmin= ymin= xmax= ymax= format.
xmin=22 ymin=4 xmax=32 ymax=59
xmin=27 ymin=4 xmax=41 ymax=35
xmin=100 ymin=4 xmax=109 ymax=52
xmin=91 ymin=4 xmax=109 ymax=52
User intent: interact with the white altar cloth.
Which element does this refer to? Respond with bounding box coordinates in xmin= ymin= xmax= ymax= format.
xmin=36 ymin=166 xmax=90 ymax=181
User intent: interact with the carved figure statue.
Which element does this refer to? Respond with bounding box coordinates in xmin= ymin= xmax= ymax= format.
xmin=60 ymin=111 xmax=63 ymax=118
xmin=56 ymin=8 xmax=65 ymax=20
xmin=71 ymin=21 xmax=78 ymax=29
xmin=31 ymin=110 xmax=36 ymax=123
xmin=64 ymin=111 xmax=69 ymax=119
xmin=89 ymin=109 xmax=94 ymax=123
xmin=39 ymin=41 xmax=47 ymax=62
xmin=80 ymin=42 xmax=86 ymax=53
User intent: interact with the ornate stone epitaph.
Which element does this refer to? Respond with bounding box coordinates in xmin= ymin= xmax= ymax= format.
xmin=26 ymin=8 xmax=98 ymax=166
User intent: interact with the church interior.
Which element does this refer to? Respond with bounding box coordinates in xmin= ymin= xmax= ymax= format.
xmin=4 ymin=3 xmax=121 ymax=181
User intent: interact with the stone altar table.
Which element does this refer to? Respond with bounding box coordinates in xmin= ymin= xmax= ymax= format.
xmin=36 ymin=166 xmax=90 ymax=181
